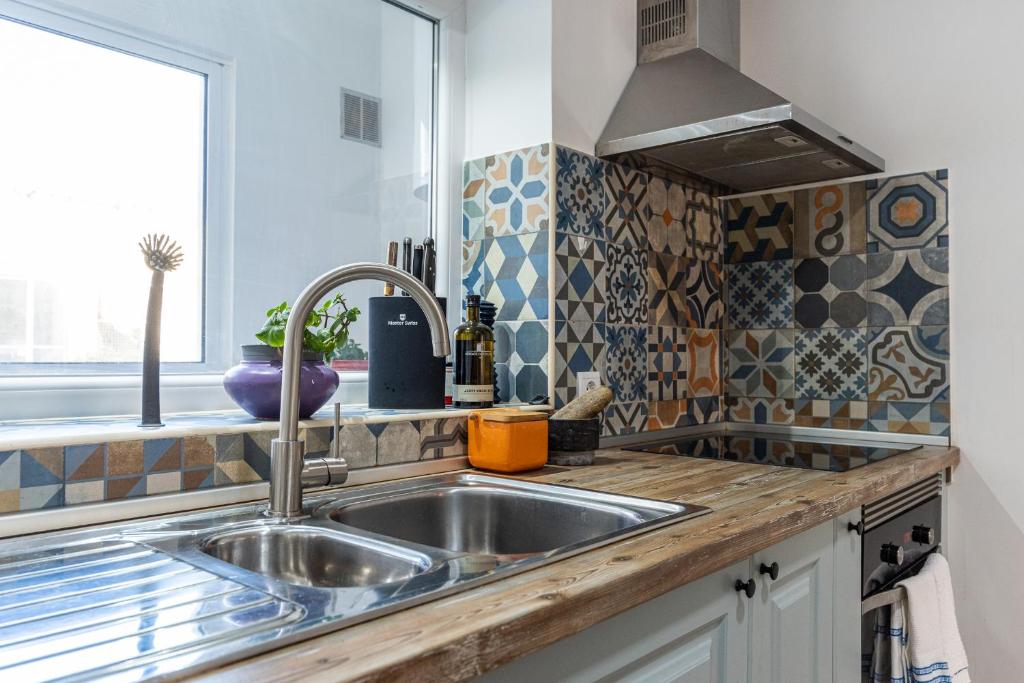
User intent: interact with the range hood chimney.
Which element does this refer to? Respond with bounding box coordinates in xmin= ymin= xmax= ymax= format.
xmin=597 ymin=0 xmax=884 ymax=193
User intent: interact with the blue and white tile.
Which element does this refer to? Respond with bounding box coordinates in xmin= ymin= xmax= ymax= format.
xmin=605 ymin=324 xmax=648 ymax=404
xmin=794 ymin=328 xmax=868 ymax=400
xmin=556 ymin=146 xmax=605 ymax=238
xmin=602 ymin=401 xmax=648 ymax=437
xmin=554 ymin=320 xmax=606 ymax=408
xmin=480 ymin=232 xmax=548 ymax=321
xmin=867 ymin=326 xmax=950 ymax=403
xmin=605 ymin=243 xmax=648 ymax=325
xmin=463 ymin=157 xmax=487 ymax=239
xmin=867 ymin=170 xmax=949 ymax=252
xmin=726 ymin=261 xmax=793 ymax=329
xmin=603 ymin=162 xmax=649 ymax=248
xmin=867 ymin=248 xmax=948 ymax=326
xmin=485 ymin=144 xmax=550 ymax=237
xmin=555 ymin=232 xmax=606 ymax=322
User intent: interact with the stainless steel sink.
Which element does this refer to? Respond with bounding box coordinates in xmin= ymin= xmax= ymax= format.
xmin=320 ymin=474 xmax=669 ymax=558
xmin=0 ymin=472 xmax=709 ymax=681
xmin=200 ymin=524 xmax=433 ymax=588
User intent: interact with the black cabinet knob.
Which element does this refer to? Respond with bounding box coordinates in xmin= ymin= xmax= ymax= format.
xmin=735 ymin=578 xmax=756 ymax=598
xmin=759 ymin=561 xmax=780 ymax=581
xmin=880 ymin=543 xmax=905 ymax=566
xmin=848 ymin=520 xmax=864 ymax=536
xmin=912 ymin=525 xmax=935 ymax=545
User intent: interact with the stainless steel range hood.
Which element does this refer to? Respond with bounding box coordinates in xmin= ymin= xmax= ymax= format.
xmin=597 ymin=0 xmax=884 ymax=193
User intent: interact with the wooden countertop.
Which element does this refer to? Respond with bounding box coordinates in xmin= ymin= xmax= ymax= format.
xmin=198 ymin=444 xmax=959 ymax=683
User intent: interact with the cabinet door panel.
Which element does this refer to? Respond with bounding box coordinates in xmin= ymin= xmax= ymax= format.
xmin=476 ymin=561 xmax=751 ymax=683
xmin=751 ymin=523 xmax=833 ymax=683
xmin=833 ymin=511 xmax=863 ymax=683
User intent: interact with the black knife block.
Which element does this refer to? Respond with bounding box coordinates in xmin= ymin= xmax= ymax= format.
xmin=368 ymin=296 xmax=447 ymax=409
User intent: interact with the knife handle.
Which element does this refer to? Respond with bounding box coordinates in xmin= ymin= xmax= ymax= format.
xmin=384 ymin=241 xmax=399 ymax=296
xmin=412 ymin=244 xmax=425 ymax=282
xmin=422 ymin=237 xmax=436 ymax=294
xmin=401 ymin=238 xmax=413 ymax=296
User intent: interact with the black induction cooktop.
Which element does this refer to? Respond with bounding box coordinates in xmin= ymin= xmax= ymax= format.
xmin=623 ymin=432 xmax=919 ymax=472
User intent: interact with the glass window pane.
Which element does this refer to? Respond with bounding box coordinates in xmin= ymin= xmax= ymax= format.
xmin=0 ymin=16 xmax=205 ymax=365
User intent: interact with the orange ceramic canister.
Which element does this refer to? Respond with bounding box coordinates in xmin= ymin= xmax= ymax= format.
xmin=467 ymin=409 xmax=548 ymax=473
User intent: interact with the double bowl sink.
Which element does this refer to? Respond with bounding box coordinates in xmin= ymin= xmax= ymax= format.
xmin=0 ymin=472 xmax=709 ymax=681
xmin=201 ymin=473 xmax=697 ymax=591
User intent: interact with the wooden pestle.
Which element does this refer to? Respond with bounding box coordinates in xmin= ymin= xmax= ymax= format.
xmin=551 ymin=385 xmax=613 ymax=420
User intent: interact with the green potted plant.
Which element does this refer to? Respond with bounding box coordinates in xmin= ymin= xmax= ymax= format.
xmin=223 ymin=293 xmax=360 ymax=420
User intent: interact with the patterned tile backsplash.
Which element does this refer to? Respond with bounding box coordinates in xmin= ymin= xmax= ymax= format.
xmin=723 ymin=170 xmax=951 ymax=437
xmin=463 ymin=144 xmax=727 ymax=438
xmin=0 ymin=409 xmax=469 ymax=514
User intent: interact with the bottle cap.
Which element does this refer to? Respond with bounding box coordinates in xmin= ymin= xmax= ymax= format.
xmin=467 ymin=294 xmax=481 ymax=304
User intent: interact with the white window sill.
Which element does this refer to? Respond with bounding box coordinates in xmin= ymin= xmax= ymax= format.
xmin=0 ymin=371 xmax=369 ymax=422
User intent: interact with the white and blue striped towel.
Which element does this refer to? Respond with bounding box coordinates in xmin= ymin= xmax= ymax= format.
xmin=868 ymin=554 xmax=970 ymax=683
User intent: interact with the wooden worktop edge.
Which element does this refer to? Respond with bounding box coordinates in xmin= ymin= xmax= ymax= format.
xmin=198 ymin=445 xmax=959 ymax=683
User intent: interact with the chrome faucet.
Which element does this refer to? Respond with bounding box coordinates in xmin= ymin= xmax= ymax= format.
xmin=268 ymin=262 xmax=450 ymax=518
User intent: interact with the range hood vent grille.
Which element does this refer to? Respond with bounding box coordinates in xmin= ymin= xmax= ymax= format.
xmin=639 ymin=0 xmax=686 ymax=51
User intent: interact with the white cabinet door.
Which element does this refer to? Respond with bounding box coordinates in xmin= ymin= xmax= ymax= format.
xmin=475 ymin=560 xmax=752 ymax=683
xmin=750 ymin=523 xmax=834 ymax=683
xmin=833 ymin=510 xmax=864 ymax=683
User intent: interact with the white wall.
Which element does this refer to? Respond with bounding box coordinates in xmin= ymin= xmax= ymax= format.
xmin=464 ymin=0 xmax=552 ymax=160
xmin=551 ymin=0 xmax=635 ymax=154
xmin=740 ymin=0 xmax=1024 ymax=676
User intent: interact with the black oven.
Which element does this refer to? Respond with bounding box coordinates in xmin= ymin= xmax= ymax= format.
xmin=858 ymin=474 xmax=943 ymax=599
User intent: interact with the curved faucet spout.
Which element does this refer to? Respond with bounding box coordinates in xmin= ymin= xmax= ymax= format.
xmin=269 ymin=262 xmax=450 ymax=518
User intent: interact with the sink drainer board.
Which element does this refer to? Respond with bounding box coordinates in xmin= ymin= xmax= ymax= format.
xmin=0 ymin=540 xmax=305 ymax=682
xmin=0 ymin=473 xmax=710 ymax=680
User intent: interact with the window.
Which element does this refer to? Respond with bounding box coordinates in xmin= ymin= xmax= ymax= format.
xmin=0 ymin=0 xmax=440 ymax=397
xmin=0 ymin=12 xmax=209 ymax=371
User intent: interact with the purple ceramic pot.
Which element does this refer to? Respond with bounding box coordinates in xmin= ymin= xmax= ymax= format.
xmin=223 ymin=345 xmax=339 ymax=420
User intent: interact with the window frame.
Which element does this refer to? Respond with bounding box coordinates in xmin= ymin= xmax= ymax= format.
xmin=0 ymin=0 xmax=463 ymax=421
xmin=0 ymin=0 xmax=233 ymax=378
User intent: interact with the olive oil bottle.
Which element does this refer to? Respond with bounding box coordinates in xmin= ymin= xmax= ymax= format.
xmin=453 ymin=295 xmax=494 ymax=408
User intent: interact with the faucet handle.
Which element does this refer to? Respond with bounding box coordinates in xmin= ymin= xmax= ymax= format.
xmin=332 ymin=403 xmax=341 ymax=460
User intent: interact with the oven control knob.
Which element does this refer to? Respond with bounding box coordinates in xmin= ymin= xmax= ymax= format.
xmin=881 ymin=543 xmax=904 ymax=566
xmin=912 ymin=525 xmax=935 ymax=545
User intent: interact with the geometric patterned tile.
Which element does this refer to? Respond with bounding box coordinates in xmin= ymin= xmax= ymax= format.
xmin=377 ymin=422 xmax=422 ymax=466
xmin=687 ymin=329 xmax=721 ymax=397
xmin=509 ymin=320 xmax=550 ymax=365
xmin=555 ymin=233 xmax=606 ymax=322
xmin=331 ymin=424 xmax=379 ymax=470
xmin=480 ymin=232 xmax=549 ymax=321
xmin=793 ymin=182 xmax=867 ymax=258
xmin=506 ymin=363 xmax=550 ymax=404
xmin=555 ymin=146 xmax=605 ymax=238
xmin=418 ymin=417 xmax=469 ymax=459
xmin=18 ymin=448 xmax=63 ymax=488
xmin=143 ymin=438 xmax=181 ymax=473
xmin=726 ymin=397 xmax=795 ymax=425
xmin=794 ymin=255 xmax=868 ymax=328
xmin=65 ymin=479 xmax=106 ymax=505
xmin=866 ymin=248 xmax=948 ymax=326
xmin=64 ymin=444 xmax=105 ymax=483
xmin=606 ymin=324 xmax=648 ymax=404
xmin=726 ymin=329 xmax=795 ymax=398
xmin=683 ymin=187 xmax=722 ymax=262
xmin=647 ymin=398 xmax=688 ymax=431
xmin=602 ymin=401 xmax=648 ymax=437
xmin=605 ymin=243 xmax=649 ymax=325
xmin=689 ymin=396 xmax=723 ymax=425
xmin=19 ymin=484 xmax=63 ymax=510
xmin=182 ymin=437 xmax=215 ymax=469
xmin=794 ymin=399 xmax=869 ymax=430
xmin=463 ymin=157 xmax=486 ymax=240
xmin=794 ymin=328 xmax=868 ymax=399
xmin=726 ymin=261 xmax=793 ymax=329
xmin=462 ymin=238 xmax=486 ymax=300
xmin=866 ymin=401 xmax=950 ymax=436
xmin=603 ymin=161 xmax=648 ymax=248
xmin=867 ymin=326 xmax=950 ymax=402
xmin=867 ymin=170 xmax=949 ymax=253
xmin=647 ymin=326 xmax=687 ymax=402
xmin=726 ymin=192 xmax=794 ymax=263
xmin=241 ymin=432 xmax=273 ymax=481
xmin=685 ymin=259 xmax=723 ymax=328
xmin=554 ymin=320 xmax=607 ymax=408
xmin=485 ymin=144 xmax=550 ymax=237
xmin=647 ymin=176 xmax=686 ymax=254
xmin=648 ymin=251 xmax=687 ymax=327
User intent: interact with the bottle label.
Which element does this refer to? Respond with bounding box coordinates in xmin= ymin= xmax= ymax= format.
xmin=454 ymin=384 xmax=493 ymax=401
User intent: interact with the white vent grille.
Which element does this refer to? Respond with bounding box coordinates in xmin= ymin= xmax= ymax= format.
xmin=340 ymin=88 xmax=381 ymax=147
xmin=638 ymin=0 xmax=686 ymax=48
